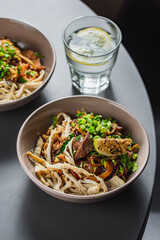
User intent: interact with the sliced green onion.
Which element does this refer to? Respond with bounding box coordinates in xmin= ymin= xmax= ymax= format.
xmin=75 ymin=135 xmax=81 ymax=141
xmin=17 ymin=77 xmax=28 ymax=83
xmin=51 ymin=115 xmax=58 ymax=127
xmin=56 ymin=133 xmax=75 ymax=156
xmin=35 ymin=52 xmax=44 ymax=58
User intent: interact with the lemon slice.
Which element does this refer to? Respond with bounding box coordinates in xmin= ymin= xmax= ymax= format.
xmin=76 ymin=27 xmax=113 ymax=53
xmin=68 ymin=27 xmax=114 ymax=65
xmin=93 ymin=138 xmax=132 ymax=156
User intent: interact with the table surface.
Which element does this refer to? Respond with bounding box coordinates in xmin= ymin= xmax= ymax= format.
xmin=0 ymin=0 xmax=156 ymax=240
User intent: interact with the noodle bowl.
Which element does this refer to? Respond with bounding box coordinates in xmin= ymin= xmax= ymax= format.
xmin=27 ymin=110 xmax=139 ymax=196
xmin=17 ymin=96 xmax=149 ymax=202
xmin=0 ymin=18 xmax=55 ymax=111
xmin=0 ymin=38 xmax=45 ymax=103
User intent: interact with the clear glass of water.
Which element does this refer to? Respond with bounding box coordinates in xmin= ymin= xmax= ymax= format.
xmin=62 ymin=16 xmax=122 ymax=94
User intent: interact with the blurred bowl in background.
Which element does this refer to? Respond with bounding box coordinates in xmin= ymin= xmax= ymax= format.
xmin=0 ymin=18 xmax=56 ymax=111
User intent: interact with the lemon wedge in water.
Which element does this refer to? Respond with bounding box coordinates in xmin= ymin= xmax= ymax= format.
xmin=68 ymin=27 xmax=114 ymax=65
xmin=76 ymin=27 xmax=113 ymax=53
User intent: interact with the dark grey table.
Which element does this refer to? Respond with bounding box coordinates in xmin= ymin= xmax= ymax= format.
xmin=0 ymin=0 xmax=156 ymax=239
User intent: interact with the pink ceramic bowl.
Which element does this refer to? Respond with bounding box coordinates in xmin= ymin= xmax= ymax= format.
xmin=17 ymin=96 xmax=149 ymax=203
xmin=0 ymin=18 xmax=56 ymax=111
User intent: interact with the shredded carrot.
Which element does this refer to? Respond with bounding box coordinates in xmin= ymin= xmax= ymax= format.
xmin=91 ymin=159 xmax=102 ymax=167
xmin=98 ymin=163 xmax=113 ymax=179
xmin=121 ymin=174 xmax=126 ymax=182
xmin=132 ymin=144 xmax=139 ymax=153
xmin=42 ymin=134 xmax=49 ymax=141
xmin=19 ymin=63 xmax=29 ymax=77
xmin=54 ymin=154 xmax=66 ymax=163
xmin=44 ymin=142 xmax=48 ymax=150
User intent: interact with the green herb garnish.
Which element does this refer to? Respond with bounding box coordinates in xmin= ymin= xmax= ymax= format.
xmin=77 ymin=113 xmax=117 ymax=137
xmin=132 ymin=153 xmax=138 ymax=160
xmin=56 ymin=133 xmax=75 ymax=156
xmin=51 ymin=115 xmax=58 ymax=127
xmin=80 ymin=125 xmax=85 ymax=130
xmin=112 ymin=159 xmax=117 ymax=165
xmin=35 ymin=52 xmax=44 ymax=58
xmin=120 ymin=154 xmax=138 ymax=173
xmin=101 ymin=159 xmax=107 ymax=165
xmin=73 ymin=150 xmax=76 ymax=155
xmin=71 ymin=122 xmax=75 ymax=127
xmin=112 ymin=135 xmax=121 ymax=139
xmin=77 ymin=111 xmax=83 ymax=117
xmin=132 ymin=162 xmax=138 ymax=172
xmin=30 ymin=71 xmax=35 ymax=76
xmin=17 ymin=65 xmax=21 ymax=74
xmin=0 ymin=42 xmax=17 ymax=79
xmin=17 ymin=77 xmax=28 ymax=83
xmin=119 ymin=165 xmax=124 ymax=173
xmin=75 ymin=135 xmax=81 ymax=141
xmin=4 ymin=42 xmax=10 ymax=47
xmin=26 ymin=70 xmax=35 ymax=76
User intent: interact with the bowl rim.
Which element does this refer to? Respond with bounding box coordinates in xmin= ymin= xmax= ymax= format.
xmin=16 ymin=95 xmax=150 ymax=200
xmin=0 ymin=17 xmax=56 ymax=108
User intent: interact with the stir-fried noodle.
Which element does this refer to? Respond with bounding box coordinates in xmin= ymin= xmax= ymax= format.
xmin=0 ymin=38 xmax=45 ymax=103
xmin=27 ymin=111 xmax=139 ymax=195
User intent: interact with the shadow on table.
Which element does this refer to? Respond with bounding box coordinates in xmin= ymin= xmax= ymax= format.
xmin=0 ymin=93 xmax=47 ymax=163
xmin=116 ymin=0 xmax=160 ymax=216
xmin=72 ymin=82 xmax=117 ymax=102
xmin=17 ymin=179 xmax=147 ymax=240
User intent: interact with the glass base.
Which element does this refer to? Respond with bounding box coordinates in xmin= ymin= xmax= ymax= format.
xmin=70 ymin=68 xmax=111 ymax=94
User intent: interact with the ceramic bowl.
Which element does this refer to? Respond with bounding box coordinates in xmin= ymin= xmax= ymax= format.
xmin=0 ymin=18 xmax=56 ymax=111
xmin=17 ymin=96 xmax=149 ymax=203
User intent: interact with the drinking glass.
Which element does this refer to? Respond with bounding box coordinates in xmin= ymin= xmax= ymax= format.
xmin=63 ymin=16 xmax=122 ymax=94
